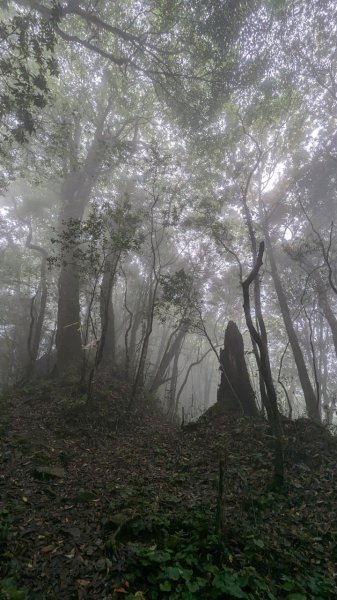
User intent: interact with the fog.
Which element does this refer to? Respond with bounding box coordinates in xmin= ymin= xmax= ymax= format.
xmin=1 ymin=1 xmax=337 ymax=423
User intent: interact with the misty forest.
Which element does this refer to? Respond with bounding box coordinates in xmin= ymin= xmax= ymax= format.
xmin=1 ymin=1 xmax=337 ymax=598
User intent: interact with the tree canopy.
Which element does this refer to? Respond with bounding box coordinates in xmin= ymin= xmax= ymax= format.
xmin=1 ymin=1 xmax=337 ymax=598
xmin=1 ymin=0 xmax=337 ymax=418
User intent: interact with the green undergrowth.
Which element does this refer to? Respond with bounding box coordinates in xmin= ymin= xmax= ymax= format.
xmin=1 ymin=385 xmax=337 ymax=599
xmin=105 ymin=507 xmax=335 ymax=600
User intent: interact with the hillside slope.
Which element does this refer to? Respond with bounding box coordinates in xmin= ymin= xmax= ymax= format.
xmin=0 ymin=384 xmax=336 ymax=599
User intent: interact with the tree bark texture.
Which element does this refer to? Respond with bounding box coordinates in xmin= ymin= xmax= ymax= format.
xmin=131 ymin=275 xmax=159 ymax=401
xmin=217 ymin=320 xmax=258 ymax=417
xmin=24 ymin=225 xmax=48 ymax=378
xmin=242 ymin=241 xmax=284 ymax=489
xmin=166 ymin=343 xmax=181 ymax=419
xmin=263 ymin=226 xmax=320 ymax=421
xmin=56 ymin=112 xmax=110 ymax=376
xmin=99 ymin=253 xmax=121 ymax=368
xmin=150 ymin=325 xmax=187 ymax=394
xmin=314 ymin=272 xmax=337 ymax=357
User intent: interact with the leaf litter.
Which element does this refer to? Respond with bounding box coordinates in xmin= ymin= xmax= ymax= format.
xmin=0 ymin=383 xmax=336 ymax=598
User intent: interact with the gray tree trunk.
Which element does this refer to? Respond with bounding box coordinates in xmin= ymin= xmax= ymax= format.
xmin=99 ymin=254 xmax=121 ymax=368
xmin=56 ymin=110 xmax=110 ymax=376
xmin=150 ymin=325 xmax=187 ymax=394
xmin=263 ymin=227 xmax=320 ymax=421
xmin=314 ymin=272 xmax=337 ymax=357
xmin=24 ymin=225 xmax=48 ymax=379
xmin=131 ymin=275 xmax=159 ymax=400
xmin=166 ymin=343 xmax=181 ymax=419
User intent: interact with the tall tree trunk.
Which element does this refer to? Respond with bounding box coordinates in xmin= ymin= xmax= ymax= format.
xmin=263 ymin=226 xmax=320 ymax=421
xmin=131 ymin=275 xmax=159 ymax=400
xmin=128 ymin=285 xmax=146 ymax=373
xmin=55 ymin=110 xmax=110 ymax=376
xmin=175 ymin=347 xmax=213 ymax=414
xmin=131 ymin=193 xmax=162 ymax=402
xmin=100 ymin=295 xmax=116 ymax=366
xmin=13 ymin=267 xmax=31 ymax=376
xmin=150 ymin=325 xmax=170 ymax=381
xmin=99 ymin=253 xmax=120 ymax=368
xmin=203 ymin=363 xmax=213 ymax=411
xmin=242 ymin=242 xmax=284 ymax=489
xmin=314 ymin=272 xmax=337 ymax=357
xmin=56 ymin=193 xmax=93 ymax=376
xmin=123 ymin=276 xmax=136 ymax=378
xmin=150 ymin=325 xmax=187 ymax=394
xmin=241 ymin=176 xmax=270 ymax=414
xmin=24 ymin=224 xmax=48 ymax=379
xmin=166 ymin=341 xmax=182 ymax=419
xmin=317 ymin=315 xmax=331 ymax=421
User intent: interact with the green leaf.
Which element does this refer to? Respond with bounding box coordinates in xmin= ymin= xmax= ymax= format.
xmin=283 ymin=581 xmax=296 ymax=591
xmin=186 ymin=580 xmax=200 ymax=592
xmin=159 ymin=581 xmax=172 ymax=592
xmin=286 ymin=594 xmax=307 ymax=600
xmin=252 ymin=538 xmax=265 ymax=549
xmin=213 ymin=573 xmax=248 ymax=598
xmin=149 ymin=550 xmax=171 ymax=563
xmin=162 ymin=566 xmax=181 ymax=581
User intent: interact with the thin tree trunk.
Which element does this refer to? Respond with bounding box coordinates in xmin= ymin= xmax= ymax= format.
xmin=301 ymin=308 xmax=320 ymax=409
xmin=263 ymin=226 xmax=320 ymax=422
xmin=203 ymin=363 xmax=213 ymax=411
xmin=131 ymin=276 xmax=159 ymax=401
xmin=128 ymin=283 xmax=147 ymax=372
xmin=242 ymin=241 xmax=284 ymax=489
xmin=87 ymin=253 xmax=121 ymax=403
xmin=150 ymin=325 xmax=187 ymax=394
xmin=175 ymin=347 xmax=213 ymax=414
xmin=167 ymin=342 xmax=181 ymax=419
xmin=24 ymin=225 xmax=48 ymax=378
xmin=150 ymin=325 xmax=170 ymax=382
xmin=99 ymin=253 xmax=120 ymax=367
xmin=314 ymin=272 xmax=337 ymax=357
xmin=278 ymin=342 xmax=293 ymax=419
xmin=131 ymin=193 xmax=162 ymax=402
xmin=241 ymin=173 xmax=270 ymax=415
xmin=123 ymin=278 xmax=133 ymax=378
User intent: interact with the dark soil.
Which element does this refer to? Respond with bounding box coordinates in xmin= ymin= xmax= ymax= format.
xmin=0 ymin=382 xmax=336 ymax=599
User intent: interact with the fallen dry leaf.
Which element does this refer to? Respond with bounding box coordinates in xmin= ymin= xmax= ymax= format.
xmin=41 ymin=545 xmax=54 ymax=553
xmin=77 ymin=579 xmax=91 ymax=587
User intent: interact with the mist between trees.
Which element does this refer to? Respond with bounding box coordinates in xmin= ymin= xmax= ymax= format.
xmin=1 ymin=0 xmax=337 ymax=428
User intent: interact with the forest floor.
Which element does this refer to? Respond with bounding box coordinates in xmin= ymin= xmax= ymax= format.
xmin=0 ymin=381 xmax=336 ymax=600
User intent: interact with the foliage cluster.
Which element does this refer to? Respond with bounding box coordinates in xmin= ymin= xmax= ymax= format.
xmin=0 ymin=4 xmax=58 ymax=145
xmin=106 ymin=508 xmax=335 ymax=600
xmin=49 ymin=200 xmax=143 ymax=274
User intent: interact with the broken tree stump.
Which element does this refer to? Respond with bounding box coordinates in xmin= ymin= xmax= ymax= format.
xmin=217 ymin=320 xmax=258 ymax=417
